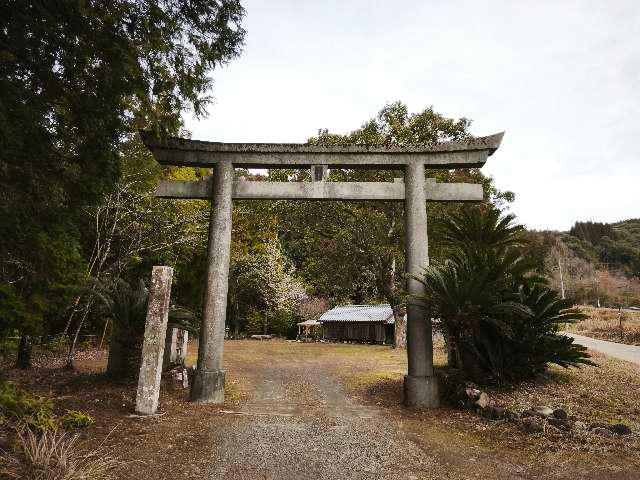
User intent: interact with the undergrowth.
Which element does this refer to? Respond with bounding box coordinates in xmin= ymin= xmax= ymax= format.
xmin=0 ymin=429 xmax=121 ymax=480
xmin=0 ymin=380 xmax=93 ymax=432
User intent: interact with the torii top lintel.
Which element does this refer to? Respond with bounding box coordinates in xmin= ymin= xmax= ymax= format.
xmin=139 ymin=131 xmax=504 ymax=170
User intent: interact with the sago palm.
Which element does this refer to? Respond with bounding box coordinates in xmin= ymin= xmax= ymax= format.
xmin=418 ymin=207 xmax=591 ymax=384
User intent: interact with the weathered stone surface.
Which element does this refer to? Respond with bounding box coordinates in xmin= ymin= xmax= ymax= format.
xmin=176 ymin=329 xmax=188 ymax=364
xmin=481 ymin=405 xmax=506 ymax=420
xmin=505 ymin=410 xmax=520 ymax=422
xmin=403 ymin=375 xmax=440 ymax=408
xmin=164 ymin=328 xmax=189 ymax=368
xmin=141 ymin=128 xmax=505 ymax=411
xmin=310 ymin=164 xmax=328 ymax=182
xmin=404 ymin=160 xmax=439 ymax=408
xmin=532 ymin=406 xmax=554 ymax=418
xmin=192 ymin=369 xmax=225 ymax=403
xmin=140 ymin=131 xmax=504 ymax=169
xmin=191 ymin=160 xmax=233 ymax=404
xmin=547 ymin=417 xmax=572 ymax=431
xmin=135 ymin=266 xmax=174 ymax=415
xmin=475 ymin=392 xmax=490 ymax=409
xmin=168 ymin=366 xmax=189 ymax=389
xmin=521 ymin=417 xmax=544 ymax=434
xmin=552 ymin=408 xmax=568 ymax=421
xmin=163 ymin=327 xmax=178 ymax=369
xmin=592 ymin=427 xmax=614 ymax=438
xmin=156 ymin=178 xmax=484 ymax=203
xmin=181 ymin=367 xmax=189 ymax=389
xmin=465 ymin=387 xmax=481 ymax=402
xmin=609 ymin=423 xmax=632 ymax=436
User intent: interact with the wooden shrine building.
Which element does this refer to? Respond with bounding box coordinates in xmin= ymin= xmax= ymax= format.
xmin=320 ymin=304 xmax=395 ymax=344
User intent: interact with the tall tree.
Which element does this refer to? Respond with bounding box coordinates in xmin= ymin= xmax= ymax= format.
xmin=0 ymin=1 xmax=245 ymax=361
xmin=271 ymin=102 xmax=512 ymax=346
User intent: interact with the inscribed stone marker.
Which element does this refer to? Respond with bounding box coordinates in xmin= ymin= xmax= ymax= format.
xmin=135 ymin=266 xmax=173 ymax=415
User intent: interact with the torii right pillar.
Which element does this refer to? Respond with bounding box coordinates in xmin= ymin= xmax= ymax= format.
xmin=404 ymin=159 xmax=438 ymax=407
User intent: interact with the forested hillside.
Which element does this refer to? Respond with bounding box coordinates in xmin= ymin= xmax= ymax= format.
xmin=526 ymin=219 xmax=640 ymax=307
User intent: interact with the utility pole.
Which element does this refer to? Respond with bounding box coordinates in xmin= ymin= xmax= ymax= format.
xmin=558 ymin=258 xmax=566 ymax=300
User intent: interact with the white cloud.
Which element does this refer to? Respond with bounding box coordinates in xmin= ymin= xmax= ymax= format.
xmin=185 ymin=0 xmax=640 ymax=231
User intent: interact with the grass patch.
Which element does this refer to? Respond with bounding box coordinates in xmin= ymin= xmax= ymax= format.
xmin=0 ymin=429 xmax=121 ymax=480
xmin=345 ymin=371 xmax=403 ymax=406
xmin=568 ymin=306 xmax=640 ymax=345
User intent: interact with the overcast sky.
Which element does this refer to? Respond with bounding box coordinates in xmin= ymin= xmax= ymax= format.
xmin=184 ymin=0 xmax=639 ymax=231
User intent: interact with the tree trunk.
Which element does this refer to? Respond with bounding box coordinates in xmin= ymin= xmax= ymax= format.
xmin=393 ymin=309 xmax=407 ymax=349
xmin=107 ymin=323 xmax=143 ymax=380
xmin=65 ymin=297 xmax=93 ymax=369
xmin=445 ymin=331 xmax=459 ymax=368
xmin=16 ymin=334 xmax=32 ymax=369
xmin=458 ymin=340 xmax=487 ymax=384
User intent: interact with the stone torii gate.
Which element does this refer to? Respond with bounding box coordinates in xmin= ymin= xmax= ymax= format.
xmin=140 ymin=131 xmax=504 ymax=408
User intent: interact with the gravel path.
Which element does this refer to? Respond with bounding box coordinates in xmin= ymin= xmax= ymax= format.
xmin=204 ymin=354 xmax=454 ymax=480
xmin=566 ymin=332 xmax=640 ymax=365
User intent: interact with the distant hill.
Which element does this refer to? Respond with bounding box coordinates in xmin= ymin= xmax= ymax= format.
xmin=566 ymin=219 xmax=640 ymax=276
xmin=524 ymin=219 xmax=640 ymax=307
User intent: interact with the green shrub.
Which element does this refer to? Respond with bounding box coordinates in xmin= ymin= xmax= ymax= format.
xmin=270 ymin=310 xmax=299 ymax=339
xmin=421 ymin=208 xmax=593 ymax=384
xmin=0 ymin=380 xmax=57 ymax=432
xmin=61 ymin=410 xmax=94 ymax=428
xmin=245 ymin=307 xmax=265 ymax=335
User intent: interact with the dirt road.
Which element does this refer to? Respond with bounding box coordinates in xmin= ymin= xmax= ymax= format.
xmin=206 ymin=347 xmax=446 ymax=480
xmin=200 ymin=341 xmax=588 ymax=480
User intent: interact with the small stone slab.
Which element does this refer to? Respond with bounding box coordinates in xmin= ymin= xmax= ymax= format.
xmin=532 ymin=406 xmax=554 ymax=418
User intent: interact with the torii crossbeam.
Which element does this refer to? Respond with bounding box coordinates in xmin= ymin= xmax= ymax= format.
xmin=140 ymin=131 xmax=504 ymax=408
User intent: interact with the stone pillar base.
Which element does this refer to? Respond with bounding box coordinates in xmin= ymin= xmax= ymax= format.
xmin=404 ymin=374 xmax=440 ymax=408
xmin=191 ymin=369 xmax=225 ymax=403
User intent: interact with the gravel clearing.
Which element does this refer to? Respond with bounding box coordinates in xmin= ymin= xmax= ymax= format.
xmin=208 ymin=415 xmax=444 ymax=480
xmin=204 ymin=347 xmax=456 ymax=480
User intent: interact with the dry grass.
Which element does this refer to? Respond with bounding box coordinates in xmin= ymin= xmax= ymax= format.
xmin=2 ymin=345 xmax=232 ymax=479
xmin=5 ymin=339 xmax=640 ymax=479
xmin=331 ymin=340 xmax=640 ymax=470
xmin=0 ymin=429 xmax=121 ymax=480
xmin=568 ymin=306 xmax=640 ymax=345
xmin=220 ymin=339 xmax=640 ymax=476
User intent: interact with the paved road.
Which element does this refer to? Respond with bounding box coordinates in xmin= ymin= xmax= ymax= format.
xmin=565 ymin=332 xmax=640 ymax=365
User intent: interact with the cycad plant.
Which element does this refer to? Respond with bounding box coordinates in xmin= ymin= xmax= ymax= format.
xmin=93 ymin=278 xmax=196 ymax=379
xmin=419 ymin=207 xmax=592 ymax=384
xmin=94 ymin=279 xmax=149 ymax=378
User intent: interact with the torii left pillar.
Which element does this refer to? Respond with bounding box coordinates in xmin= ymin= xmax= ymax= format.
xmin=191 ymin=161 xmax=234 ymax=402
xmin=403 ymin=160 xmax=439 ymax=407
